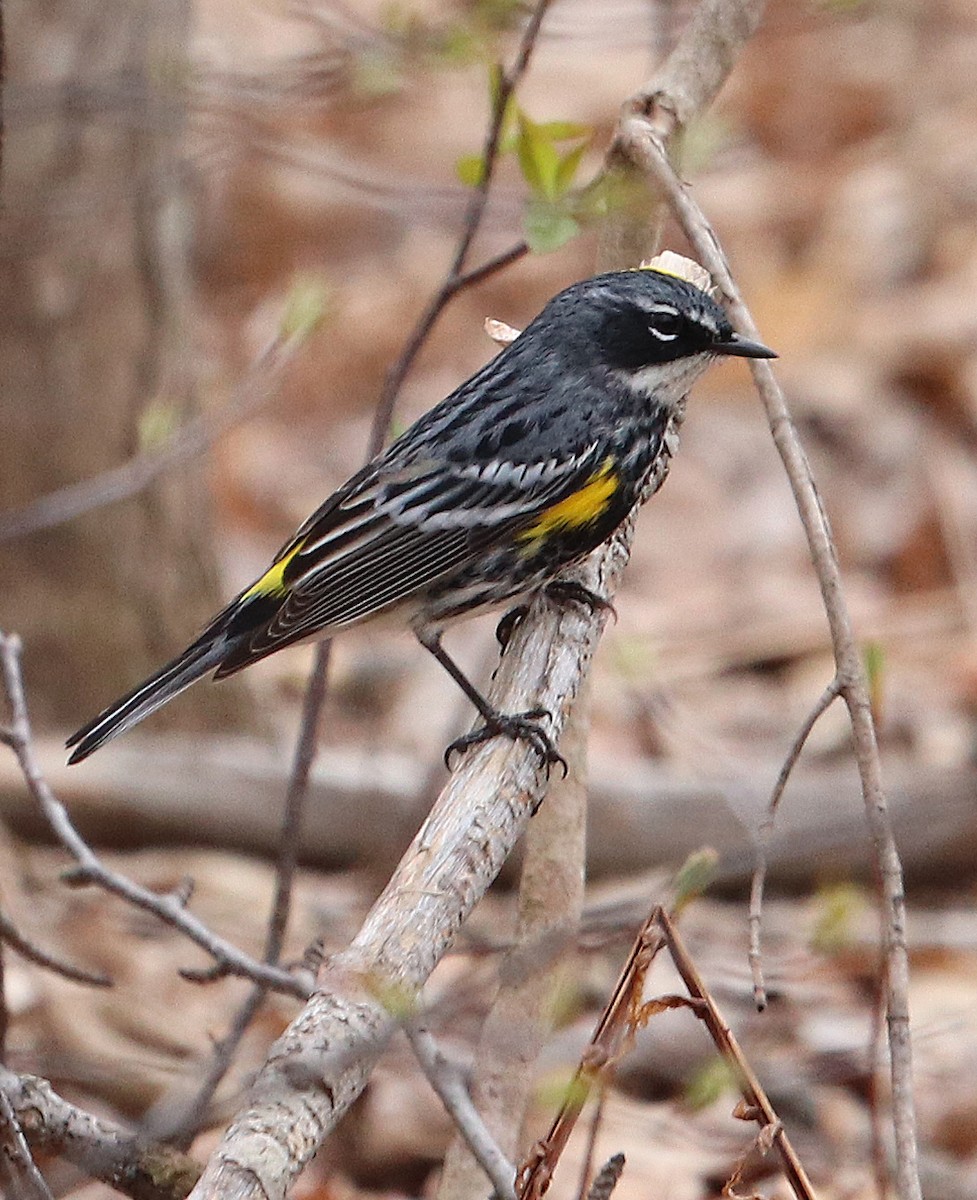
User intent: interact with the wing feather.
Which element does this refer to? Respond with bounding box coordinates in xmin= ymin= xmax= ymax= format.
xmin=217 ymin=438 xmax=605 ymax=675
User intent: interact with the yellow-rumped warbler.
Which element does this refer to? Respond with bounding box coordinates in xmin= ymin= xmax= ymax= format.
xmin=67 ymin=267 xmax=775 ymax=767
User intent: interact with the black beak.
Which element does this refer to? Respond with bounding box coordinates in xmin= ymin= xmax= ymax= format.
xmin=713 ymin=332 xmax=778 ymax=359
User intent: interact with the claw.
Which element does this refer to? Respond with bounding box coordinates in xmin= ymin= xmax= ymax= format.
xmin=444 ymin=707 xmax=567 ymax=779
xmin=495 ymin=605 xmax=529 ymax=650
xmin=544 ymin=579 xmax=617 ymax=622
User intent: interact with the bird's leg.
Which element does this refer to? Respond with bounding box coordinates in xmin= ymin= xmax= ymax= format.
xmin=415 ymin=628 xmax=567 ymax=778
xmin=543 ymin=578 xmax=617 ymax=622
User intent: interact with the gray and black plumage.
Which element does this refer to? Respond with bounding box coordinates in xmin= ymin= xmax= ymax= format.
xmin=66 ymin=267 xmax=775 ymax=766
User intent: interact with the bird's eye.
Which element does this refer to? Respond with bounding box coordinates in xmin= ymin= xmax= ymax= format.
xmin=647 ymin=307 xmax=682 ymax=340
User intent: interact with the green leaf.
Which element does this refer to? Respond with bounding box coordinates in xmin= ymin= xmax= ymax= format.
xmin=810 ymin=881 xmax=867 ymax=954
xmin=517 ymin=111 xmax=562 ymax=199
xmin=523 ymin=199 xmax=579 ymax=254
xmin=456 ymin=152 xmax=486 ymax=187
xmin=281 ymin=276 xmax=331 ymax=340
xmin=138 ymin=399 xmax=179 ymax=451
xmin=673 ymin=848 xmax=719 ymax=912
xmin=554 ymin=141 xmax=589 ymax=195
xmin=684 ymin=1058 xmax=735 ymax=1111
xmin=537 ymin=119 xmax=591 ymax=142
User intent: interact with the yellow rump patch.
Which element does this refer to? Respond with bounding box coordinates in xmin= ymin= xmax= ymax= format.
xmin=518 ymin=459 xmax=619 ymax=546
xmin=242 ymin=539 xmax=305 ymax=600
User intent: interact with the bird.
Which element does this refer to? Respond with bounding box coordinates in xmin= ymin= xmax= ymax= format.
xmin=66 ymin=266 xmax=775 ymax=768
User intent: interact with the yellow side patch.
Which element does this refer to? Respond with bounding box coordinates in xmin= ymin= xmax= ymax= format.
xmin=242 ymin=539 xmax=305 ymax=600
xmin=518 ymin=459 xmax=619 ymax=546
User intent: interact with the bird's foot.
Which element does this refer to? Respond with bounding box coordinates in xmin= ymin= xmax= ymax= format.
xmin=544 ymin=579 xmax=617 ymax=622
xmin=444 ymin=706 xmax=567 ymax=778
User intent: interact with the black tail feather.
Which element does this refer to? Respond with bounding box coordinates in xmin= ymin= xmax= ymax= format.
xmin=66 ymin=637 xmax=231 ymax=764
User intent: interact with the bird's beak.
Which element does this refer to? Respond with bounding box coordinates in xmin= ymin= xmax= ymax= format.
xmin=713 ymin=332 xmax=778 ymax=359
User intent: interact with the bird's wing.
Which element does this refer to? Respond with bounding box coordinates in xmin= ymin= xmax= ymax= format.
xmin=214 ymin=442 xmax=605 ymax=675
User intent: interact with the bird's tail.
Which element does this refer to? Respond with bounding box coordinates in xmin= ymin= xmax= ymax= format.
xmin=66 ymin=635 xmax=232 ymax=764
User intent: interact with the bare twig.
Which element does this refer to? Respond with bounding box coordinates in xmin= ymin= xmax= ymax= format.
xmin=0 ymin=1084 xmax=56 ymax=1200
xmin=367 ymin=0 xmax=551 ymax=453
xmin=407 ymin=1025 xmax=518 ymax=1200
xmin=516 ymin=892 xmax=817 ymax=1200
xmin=622 ymin=130 xmax=920 ymax=1200
xmin=0 ymin=905 xmax=111 ymax=988
xmin=371 ymin=239 xmax=529 ymax=452
xmin=0 ymin=1067 xmax=200 ymax=1200
xmin=657 ymin=909 xmax=817 ymax=1200
xmin=162 ymin=639 xmax=332 ymax=1147
xmin=0 ymin=328 xmax=305 ymax=543
xmin=0 ymin=632 xmax=306 ymax=999
xmin=438 ymin=693 xmax=589 ymax=1200
xmin=574 ymin=1088 xmax=608 ymax=1200
xmin=749 ymin=677 xmax=842 ymax=1009
xmin=516 ymin=908 xmax=667 ymax=1200
xmin=584 ymin=1153 xmax=625 ymax=1200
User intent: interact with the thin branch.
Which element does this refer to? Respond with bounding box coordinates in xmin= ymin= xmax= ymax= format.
xmin=448 ymin=3 xmax=552 ymax=279
xmin=438 ymin=691 xmax=589 ymax=1200
xmin=407 ymin=1025 xmax=518 ymax=1200
xmin=0 ymin=1084 xmax=56 ymax=1200
xmin=622 ymin=128 xmax=920 ymax=1200
xmin=367 ymin=0 xmax=552 ymax=452
xmin=584 ymin=1153 xmax=625 ymax=1200
xmin=517 ymin=910 xmax=668 ymax=1200
xmin=371 ymin=239 xmax=529 ymax=451
xmin=574 ymin=1087 xmax=608 ymax=1200
xmin=0 ymin=632 xmax=307 ymax=999
xmin=162 ymin=641 xmax=332 ymax=1147
xmin=158 ymin=987 xmax=265 ymax=1150
xmin=0 ymin=328 xmax=305 ymax=543
xmin=0 ymin=1067 xmax=200 ymax=1200
xmin=0 ymin=906 xmax=112 ymax=988
xmin=657 ymin=909 xmax=817 ymax=1200
xmin=749 ymin=677 xmax=842 ymax=1009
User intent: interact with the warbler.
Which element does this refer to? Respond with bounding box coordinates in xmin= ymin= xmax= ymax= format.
xmin=66 ymin=266 xmax=775 ymax=767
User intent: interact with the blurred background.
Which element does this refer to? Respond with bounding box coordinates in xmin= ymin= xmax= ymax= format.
xmin=2 ymin=1 xmax=977 ymax=1197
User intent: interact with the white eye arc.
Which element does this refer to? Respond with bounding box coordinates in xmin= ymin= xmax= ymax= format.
xmin=646 ymin=304 xmax=682 ymax=341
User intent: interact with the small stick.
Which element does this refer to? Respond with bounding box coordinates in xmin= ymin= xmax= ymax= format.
xmin=656 ymin=909 xmax=817 ymax=1200
xmin=407 ymin=1024 xmax=518 ymax=1200
xmin=749 ymin=678 xmax=842 ymax=1008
